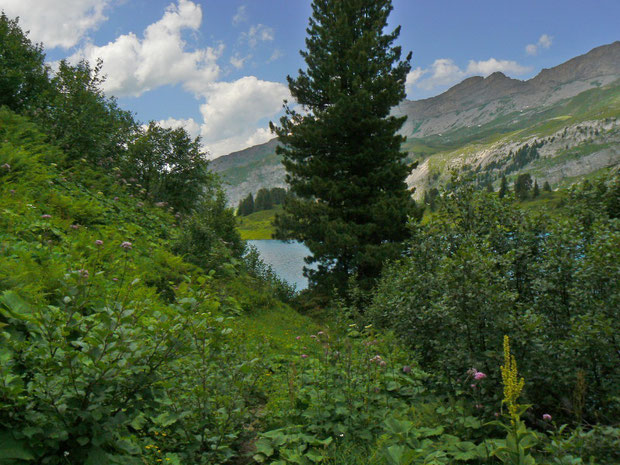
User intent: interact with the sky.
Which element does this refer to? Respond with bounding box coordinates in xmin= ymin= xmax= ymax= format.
xmin=1 ymin=0 xmax=619 ymax=158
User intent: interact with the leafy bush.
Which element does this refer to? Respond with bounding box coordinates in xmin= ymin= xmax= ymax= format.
xmin=368 ymin=172 xmax=620 ymax=425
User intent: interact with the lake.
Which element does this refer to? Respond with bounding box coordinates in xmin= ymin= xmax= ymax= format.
xmin=247 ymin=240 xmax=313 ymax=290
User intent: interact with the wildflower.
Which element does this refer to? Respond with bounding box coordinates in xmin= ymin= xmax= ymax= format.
xmin=120 ymin=241 xmax=133 ymax=250
xmin=317 ymin=331 xmax=324 ymax=335
xmin=543 ymin=414 xmax=552 ymax=421
xmin=295 ymin=336 xmax=301 ymax=340
xmin=379 ymin=360 xmax=387 ymax=367
xmin=41 ymin=214 xmax=52 ymax=219
xmin=112 ymin=277 xmax=119 ymax=282
xmin=370 ymin=355 xmax=382 ymax=364
xmin=136 ymin=202 xmax=144 ymax=207
xmin=494 ymin=412 xmax=500 ymax=418
xmin=475 ymin=404 xmax=483 ymax=409
xmin=2 ymin=163 xmax=10 ymax=170
xmin=474 ymin=372 xmax=487 ymax=380
xmin=470 ymin=384 xmax=477 ymax=389
xmin=310 ymin=334 xmax=317 ymax=339
xmin=10 ymin=189 xmax=16 ymax=195
xmin=403 ymin=365 xmax=411 ymax=374
xmin=301 ymin=354 xmax=308 ymax=359
xmin=95 ymin=240 xmax=104 ymax=246
xmin=70 ymin=224 xmax=79 ymax=229
xmin=114 ymin=196 xmax=119 ymax=201
xmin=78 ymin=269 xmax=89 ymax=279
xmin=500 ymin=335 xmax=525 ymax=424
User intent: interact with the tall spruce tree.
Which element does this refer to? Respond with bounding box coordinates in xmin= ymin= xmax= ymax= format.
xmin=270 ymin=0 xmax=416 ymax=291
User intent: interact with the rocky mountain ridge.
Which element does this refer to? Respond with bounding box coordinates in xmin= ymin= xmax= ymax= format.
xmin=210 ymin=41 xmax=620 ymax=205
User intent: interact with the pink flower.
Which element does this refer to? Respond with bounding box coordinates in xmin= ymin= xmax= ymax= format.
xmin=470 ymin=384 xmax=477 ymax=389
xmin=301 ymin=354 xmax=308 ymax=359
xmin=310 ymin=334 xmax=317 ymax=339
xmin=403 ymin=365 xmax=411 ymax=374
xmin=120 ymin=241 xmax=132 ymax=250
xmin=543 ymin=414 xmax=552 ymax=421
xmin=475 ymin=404 xmax=483 ymax=409
xmin=295 ymin=336 xmax=301 ymax=340
xmin=494 ymin=412 xmax=500 ymax=418
xmin=113 ymin=196 xmax=119 ymax=201
xmin=70 ymin=224 xmax=79 ymax=229
xmin=112 ymin=277 xmax=118 ymax=282
xmin=317 ymin=331 xmax=324 ymax=335
xmin=41 ymin=214 xmax=52 ymax=219
xmin=474 ymin=372 xmax=487 ymax=380
xmin=78 ymin=269 xmax=89 ymax=279
xmin=95 ymin=240 xmax=103 ymax=246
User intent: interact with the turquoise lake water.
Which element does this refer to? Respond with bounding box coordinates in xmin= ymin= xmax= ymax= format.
xmin=247 ymin=240 xmax=313 ymax=290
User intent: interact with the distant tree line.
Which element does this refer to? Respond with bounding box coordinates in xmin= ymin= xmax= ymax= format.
xmin=236 ymin=187 xmax=289 ymax=216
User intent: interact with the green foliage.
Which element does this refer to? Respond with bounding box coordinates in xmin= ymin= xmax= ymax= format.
xmin=253 ymin=327 xmax=427 ymax=464
xmin=124 ymin=121 xmax=212 ymax=213
xmin=238 ymin=192 xmax=255 ymax=216
xmin=514 ymin=173 xmax=533 ymax=200
xmin=368 ymin=172 xmax=620 ymax=425
xmin=271 ymin=0 xmax=417 ymax=292
xmin=37 ymin=59 xmax=136 ymax=167
xmin=0 ymin=13 xmax=52 ymax=113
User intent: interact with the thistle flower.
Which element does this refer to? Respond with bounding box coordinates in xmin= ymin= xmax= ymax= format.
xmin=95 ymin=240 xmax=103 ymax=246
xmin=543 ymin=414 xmax=552 ymax=421
xmin=301 ymin=354 xmax=308 ymax=359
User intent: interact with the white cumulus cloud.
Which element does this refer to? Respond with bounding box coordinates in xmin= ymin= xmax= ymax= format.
xmin=525 ymin=34 xmax=553 ymax=55
xmin=409 ymin=56 xmax=531 ymax=96
xmin=198 ymin=76 xmax=290 ymax=156
xmin=466 ymin=58 xmax=530 ymax=75
xmin=0 ymin=0 xmax=111 ymax=49
xmin=70 ymin=0 xmax=222 ymax=98
xmin=158 ymin=117 xmax=202 ymax=140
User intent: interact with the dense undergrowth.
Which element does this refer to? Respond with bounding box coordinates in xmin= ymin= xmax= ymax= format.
xmin=1 ymin=11 xmax=619 ymax=465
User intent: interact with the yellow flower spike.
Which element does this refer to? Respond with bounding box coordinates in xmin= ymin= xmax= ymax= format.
xmin=500 ymin=335 xmax=525 ymax=424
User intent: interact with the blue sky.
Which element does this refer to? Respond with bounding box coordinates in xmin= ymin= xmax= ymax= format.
xmin=1 ymin=0 xmax=618 ymax=156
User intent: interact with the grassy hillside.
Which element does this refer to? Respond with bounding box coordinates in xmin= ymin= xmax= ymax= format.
xmin=237 ymin=207 xmax=279 ymax=240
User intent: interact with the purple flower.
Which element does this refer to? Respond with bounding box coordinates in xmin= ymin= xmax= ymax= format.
xmin=113 ymin=196 xmax=119 ymax=201
xmin=95 ymin=240 xmax=104 ymax=246
xmin=402 ymin=365 xmax=412 ymax=374
xmin=10 ymin=189 xmax=16 ymax=195
xmin=470 ymin=384 xmax=477 ymax=389
xmin=41 ymin=214 xmax=52 ymax=219
xmin=474 ymin=372 xmax=487 ymax=380
xmin=120 ymin=241 xmax=132 ymax=250
xmin=295 ymin=336 xmax=301 ymax=340
xmin=70 ymin=224 xmax=80 ymax=230
xmin=543 ymin=414 xmax=552 ymax=421
xmin=301 ymin=354 xmax=308 ymax=359
xmin=112 ymin=277 xmax=119 ymax=282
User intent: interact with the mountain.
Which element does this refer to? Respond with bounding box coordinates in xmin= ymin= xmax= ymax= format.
xmin=210 ymin=42 xmax=620 ymax=205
